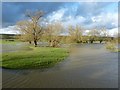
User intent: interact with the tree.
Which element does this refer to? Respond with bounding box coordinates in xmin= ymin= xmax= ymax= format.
xmin=43 ymin=22 xmax=63 ymax=47
xmin=88 ymin=28 xmax=100 ymax=43
xmin=88 ymin=29 xmax=100 ymax=37
xmin=68 ymin=25 xmax=83 ymax=43
xmin=17 ymin=10 xmax=44 ymax=47
xmin=99 ymin=27 xmax=110 ymax=43
xmin=100 ymin=27 xmax=108 ymax=37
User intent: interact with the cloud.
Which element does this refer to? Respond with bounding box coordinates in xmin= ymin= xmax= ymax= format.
xmin=85 ymin=12 xmax=118 ymax=29
xmin=45 ymin=2 xmax=117 ymax=30
xmin=2 ymin=2 xmax=64 ymax=27
xmin=108 ymin=28 xmax=118 ymax=37
xmin=1 ymin=2 xmax=118 ymax=35
xmin=46 ymin=7 xmax=86 ymax=27
xmin=46 ymin=8 xmax=67 ymax=23
xmin=76 ymin=2 xmax=113 ymax=16
xmin=62 ymin=15 xmax=86 ymax=28
xmin=92 ymin=13 xmax=117 ymax=25
xmin=2 ymin=2 xmax=116 ymax=27
xmin=0 ymin=26 xmax=19 ymax=34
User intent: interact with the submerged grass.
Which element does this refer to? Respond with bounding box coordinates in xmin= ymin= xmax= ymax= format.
xmin=2 ymin=46 xmax=69 ymax=69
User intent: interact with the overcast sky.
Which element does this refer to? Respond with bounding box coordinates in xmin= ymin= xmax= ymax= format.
xmin=1 ymin=2 xmax=118 ymax=34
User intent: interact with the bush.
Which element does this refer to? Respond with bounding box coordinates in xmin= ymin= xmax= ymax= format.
xmin=105 ymin=42 xmax=118 ymax=52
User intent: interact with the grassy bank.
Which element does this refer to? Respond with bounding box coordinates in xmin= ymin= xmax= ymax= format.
xmin=2 ymin=46 xmax=69 ymax=69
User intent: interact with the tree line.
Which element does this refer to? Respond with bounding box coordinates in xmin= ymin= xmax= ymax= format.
xmin=16 ymin=10 xmax=117 ymax=47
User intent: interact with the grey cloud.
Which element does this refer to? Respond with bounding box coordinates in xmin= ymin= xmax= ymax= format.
xmin=2 ymin=2 xmax=64 ymax=27
xmin=2 ymin=2 xmax=118 ymax=30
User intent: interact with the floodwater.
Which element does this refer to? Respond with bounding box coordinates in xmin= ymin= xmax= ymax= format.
xmin=1 ymin=43 xmax=27 ymax=53
xmin=2 ymin=44 xmax=118 ymax=88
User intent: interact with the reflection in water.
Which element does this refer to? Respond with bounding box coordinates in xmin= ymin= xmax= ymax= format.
xmin=2 ymin=44 xmax=118 ymax=88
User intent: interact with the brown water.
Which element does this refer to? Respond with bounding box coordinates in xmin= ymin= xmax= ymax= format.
xmin=2 ymin=44 xmax=118 ymax=88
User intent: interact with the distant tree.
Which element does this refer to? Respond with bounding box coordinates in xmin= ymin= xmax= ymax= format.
xmin=88 ymin=28 xmax=100 ymax=43
xmin=17 ymin=10 xmax=44 ymax=47
xmin=68 ymin=25 xmax=83 ymax=43
xmin=88 ymin=29 xmax=100 ymax=37
xmin=100 ymin=27 xmax=108 ymax=37
xmin=43 ymin=22 xmax=63 ymax=47
xmin=100 ymin=27 xmax=110 ymax=42
xmin=2 ymin=34 xmax=11 ymax=39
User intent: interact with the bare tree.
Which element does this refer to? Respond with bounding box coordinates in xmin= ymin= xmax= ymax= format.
xmin=88 ymin=28 xmax=100 ymax=43
xmin=17 ymin=10 xmax=44 ymax=47
xmin=99 ymin=27 xmax=110 ymax=43
xmin=43 ymin=22 xmax=63 ymax=47
xmin=17 ymin=21 xmax=32 ymax=44
xmin=68 ymin=25 xmax=83 ymax=43
xmin=88 ymin=29 xmax=100 ymax=37
xmin=100 ymin=28 xmax=109 ymax=37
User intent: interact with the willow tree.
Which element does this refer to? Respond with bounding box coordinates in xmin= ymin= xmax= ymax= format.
xmin=43 ymin=22 xmax=63 ymax=47
xmin=68 ymin=25 xmax=83 ymax=43
xmin=17 ymin=10 xmax=44 ymax=47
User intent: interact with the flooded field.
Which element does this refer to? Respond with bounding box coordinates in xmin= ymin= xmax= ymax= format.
xmin=1 ymin=43 xmax=26 ymax=53
xmin=2 ymin=44 xmax=118 ymax=88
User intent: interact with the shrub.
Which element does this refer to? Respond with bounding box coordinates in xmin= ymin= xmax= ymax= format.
xmin=105 ymin=42 xmax=118 ymax=52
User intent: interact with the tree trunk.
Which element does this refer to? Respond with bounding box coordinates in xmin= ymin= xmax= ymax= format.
xmin=49 ymin=40 xmax=53 ymax=47
xmin=100 ymin=40 xmax=102 ymax=43
xmin=34 ymin=40 xmax=37 ymax=47
xmin=29 ymin=41 xmax=31 ymax=44
xmin=90 ymin=40 xmax=93 ymax=43
xmin=49 ymin=40 xmax=59 ymax=47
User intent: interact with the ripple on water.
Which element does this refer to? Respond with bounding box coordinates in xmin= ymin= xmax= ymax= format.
xmin=2 ymin=44 xmax=118 ymax=88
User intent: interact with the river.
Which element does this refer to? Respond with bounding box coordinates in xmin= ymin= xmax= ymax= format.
xmin=2 ymin=44 xmax=118 ymax=88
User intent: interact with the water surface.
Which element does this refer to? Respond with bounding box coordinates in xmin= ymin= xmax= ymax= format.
xmin=2 ymin=44 xmax=118 ymax=88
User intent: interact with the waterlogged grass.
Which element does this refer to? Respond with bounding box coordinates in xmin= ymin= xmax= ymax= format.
xmin=2 ymin=47 xmax=69 ymax=69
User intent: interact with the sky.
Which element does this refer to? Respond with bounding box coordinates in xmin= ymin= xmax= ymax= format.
xmin=1 ymin=2 xmax=119 ymax=36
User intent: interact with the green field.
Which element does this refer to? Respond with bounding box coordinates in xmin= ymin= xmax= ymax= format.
xmin=2 ymin=46 xmax=69 ymax=69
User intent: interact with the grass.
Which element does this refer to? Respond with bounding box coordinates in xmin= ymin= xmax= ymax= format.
xmin=2 ymin=46 xmax=69 ymax=69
